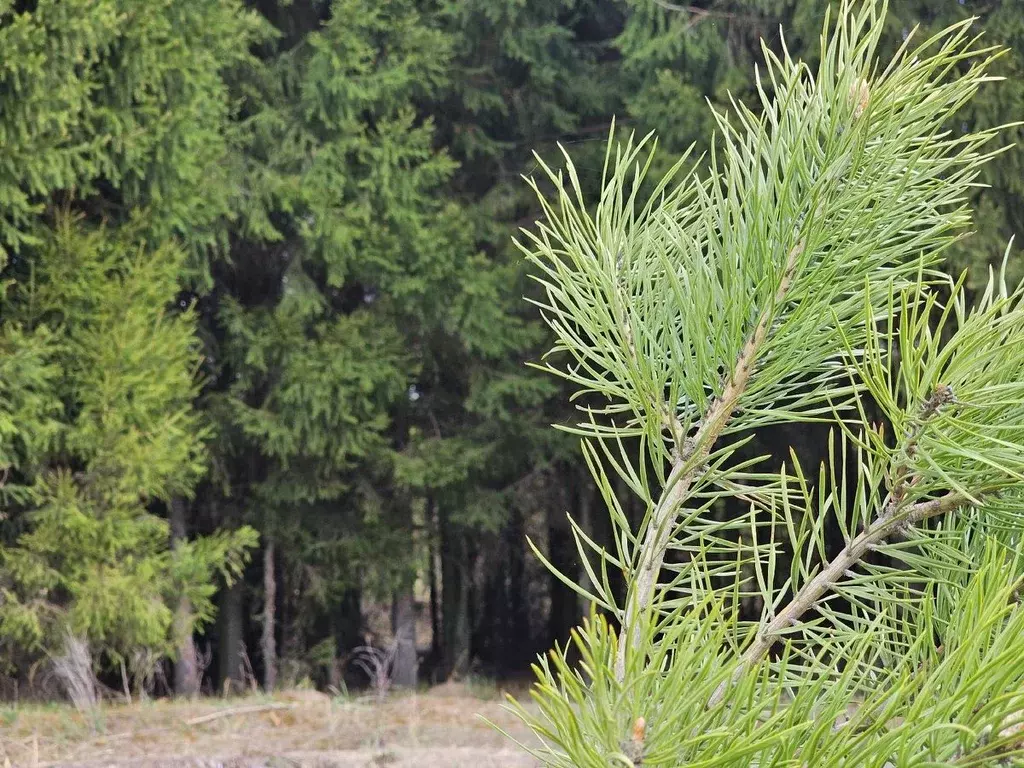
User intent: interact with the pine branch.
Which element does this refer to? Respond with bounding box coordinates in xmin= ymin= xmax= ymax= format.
xmin=510 ymin=3 xmax=1024 ymax=762
xmin=707 ymin=488 xmax=982 ymax=706
xmin=704 ymin=386 xmax=972 ymax=705
xmin=880 ymin=384 xmax=958 ymax=522
xmin=616 ymin=238 xmax=805 ymax=680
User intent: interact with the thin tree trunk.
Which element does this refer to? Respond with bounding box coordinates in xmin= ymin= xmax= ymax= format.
xmin=506 ymin=506 xmax=530 ymax=672
xmin=391 ymin=586 xmax=417 ymax=688
xmin=440 ymin=508 xmax=470 ymax=679
xmin=261 ymin=537 xmax=277 ymax=691
xmin=218 ymin=580 xmax=244 ymax=694
xmin=576 ymin=480 xmax=594 ymax=620
xmin=170 ymin=498 xmax=199 ymax=697
xmin=388 ymin=399 xmax=417 ymax=689
xmin=427 ymin=496 xmax=441 ymax=660
xmin=548 ymin=476 xmax=578 ymax=646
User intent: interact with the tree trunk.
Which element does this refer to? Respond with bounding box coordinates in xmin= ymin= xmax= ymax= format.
xmin=548 ymin=471 xmax=580 ymax=646
xmin=279 ymin=559 xmax=304 ymax=687
xmin=170 ymin=498 xmax=200 ymax=697
xmin=576 ymin=480 xmax=594 ymax=620
xmin=387 ymin=398 xmax=417 ymax=689
xmin=261 ymin=537 xmax=277 ymax=691
xmin=336 ymin=588 xmax=362 ymax=653
xmin=55 ymin=633 xmax=97 ymax=711
xmin=391 ymin=586 xmax=418 ymax=688
xmin=506 ymin=506 xmax=531 ymax=673
xmin=218 ymin=580 xmax=244 ymax=694
xmin=427 ymin=496 xmax=441 ymax=661
xmin=440 ymin=508 xmax=470 ymax=679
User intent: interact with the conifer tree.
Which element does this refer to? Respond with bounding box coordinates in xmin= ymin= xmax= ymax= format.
xmin=410 ymin=0 xmax=627 ymax=675
xmin=0 ymin=0 xmax=264 ymax=259
xmin=0 ymin=0 xmax=263 ymax=692
xmin=8 ymin=0 xmax=1024 ymax=700
xmin=508 ymin=3 xmax=1024 ymax=764
xmin=0 ymin=220 xmax=254 ymax=691
xmin=204 ymin=0 xmax=512 ymax=687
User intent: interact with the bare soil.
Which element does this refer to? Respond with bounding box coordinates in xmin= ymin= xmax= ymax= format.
xmin=0 ymin=683 xmax=543 ymax=767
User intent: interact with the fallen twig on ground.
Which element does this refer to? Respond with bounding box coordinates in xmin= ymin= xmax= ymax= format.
xmin=185 ymin=702 xmax=294 ymax=726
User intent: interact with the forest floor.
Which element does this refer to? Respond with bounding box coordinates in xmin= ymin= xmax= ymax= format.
xmin=0 ymin=682 xmax=543 ymax=767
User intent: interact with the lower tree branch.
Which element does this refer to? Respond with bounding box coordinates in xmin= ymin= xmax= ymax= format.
xmin=651 ymin=0 xmax=761 ymax=30
xmin=708 ymin=489 xmax=976 ymax=706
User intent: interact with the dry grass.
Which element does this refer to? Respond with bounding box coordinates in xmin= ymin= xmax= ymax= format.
xmin=0 ymin=682 xmax=542 ymax=767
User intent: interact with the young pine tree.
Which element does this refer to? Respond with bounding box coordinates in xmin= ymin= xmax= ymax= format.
xmin=0 ymin=220 xmax=255 ymax=696
xmin=506 ymin=2 xmax=1024 ymax=765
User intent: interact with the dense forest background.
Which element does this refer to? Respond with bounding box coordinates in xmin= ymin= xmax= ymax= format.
xmin=0 ymin=0 xmax=1022 ymax=700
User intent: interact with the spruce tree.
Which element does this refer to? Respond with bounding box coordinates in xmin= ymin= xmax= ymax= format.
xmin=0 ymin=0 xmax=264 ymax=260
xmin=0 ymin=220 xmax=254 ymax=691
xmin=204 ymin=0 xmax=507 ymax=688
xmin=0 ymin=0 xmax=263 ymax=693
xmin=507 ymin=2 xmax=1024 ymax=764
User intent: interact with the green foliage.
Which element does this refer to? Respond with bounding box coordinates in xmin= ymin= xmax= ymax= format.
xmin=30 ymin=221 xmax=208 ymax=496
xmin=509 ymin=546 xmax=1024 ymax=766
xmin=244 ymin=3 xmax=459 ymax=288
xmin=216 ymin=0 xmax=469 ymax=498
xmin=0 ymin=474 xmax=255 ymax=660
xmin=203 ymin=0 xmax=521 ymax=619
xmin=617 ymin=0 xmax=1024 ymax=287
xmin=0 ymin=0 xmax=265 ymax=260
xmin=6 ymin=0 xmax=1024 ymax=705
xmin=510 ymin=2 xmax=1024 ymax=764
xmin=0 ymin=220 xmax=254 ymax=665
xmin=217 ymin=299 xmax=411 ymax=505
xmin=525 ymin=10 xmax=1000 ymax=465
xmin=0 ymin=0 xmax=267 ymax=683
xmin=0 ymin=326 xmax=60 ymax=503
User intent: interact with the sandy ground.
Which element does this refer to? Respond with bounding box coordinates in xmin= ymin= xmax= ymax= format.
xmin=0 ymin=683 xmax=543 ymax=767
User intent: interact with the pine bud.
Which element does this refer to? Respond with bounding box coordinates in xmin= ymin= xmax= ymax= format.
xmin=622 ymin=716 xmax=647 ymax=765
xmin=632 ymin=716 xmax=646 ymax=744
xmin=934 ymin=383 xmax=955 ymax=404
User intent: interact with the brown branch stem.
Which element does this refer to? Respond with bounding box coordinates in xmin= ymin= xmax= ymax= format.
xmin=707 ymin=489 xmax=975 ymax=706
xmin=614 ymin=239 xmax=804 ymax=681
xmin=651 ymin=0 xmax=757 ymax=25
xmin=881 ymin=384 xmax=957 ymax=521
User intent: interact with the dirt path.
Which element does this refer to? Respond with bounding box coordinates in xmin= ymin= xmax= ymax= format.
xmin=0 ymin=684 xmax=543 ymax=767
